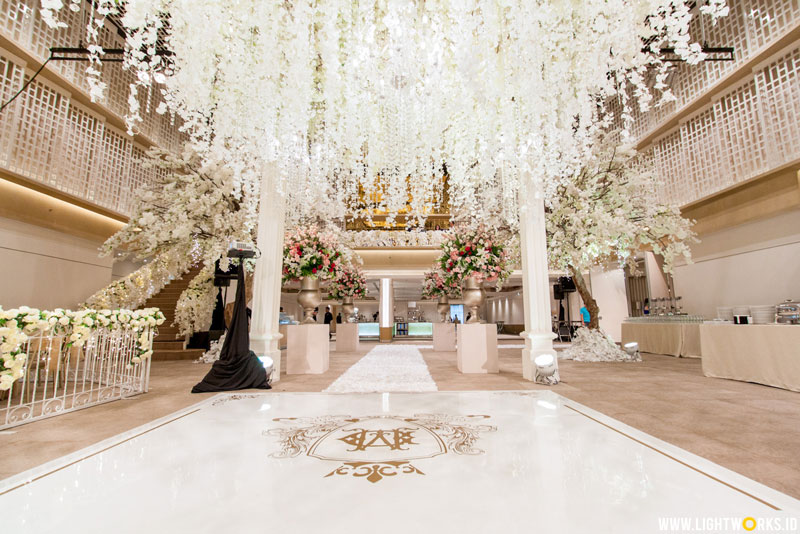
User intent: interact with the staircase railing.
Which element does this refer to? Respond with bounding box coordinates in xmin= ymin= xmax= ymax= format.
xmin=0 ymin=327 xmax=152 ymax=429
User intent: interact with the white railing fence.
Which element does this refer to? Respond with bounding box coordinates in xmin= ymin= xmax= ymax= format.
xmin=0 ymin=326 xmax=152 ymax=429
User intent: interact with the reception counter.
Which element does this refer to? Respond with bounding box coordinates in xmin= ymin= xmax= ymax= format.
xmin=356 ymin=322 xmax=434 ymax=338
xmin=700 ymin=324 xmax=800 ymax=392
xmin=358 ymin=323 xmax=380 ymax=338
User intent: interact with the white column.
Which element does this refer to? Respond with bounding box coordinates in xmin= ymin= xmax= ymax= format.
xmin=379 ymin=278 xmax=393 ymax=342
xmin=519 ymin=178 xmax=558 ymax=382
xmin=250 ymin=164 xmax=286 ymax=381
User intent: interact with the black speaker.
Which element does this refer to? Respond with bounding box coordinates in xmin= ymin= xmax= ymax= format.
xmin=553 ymin=284 xmax=564 ymax=300
xmin=558 ymin=276 xmax=576 ymax=292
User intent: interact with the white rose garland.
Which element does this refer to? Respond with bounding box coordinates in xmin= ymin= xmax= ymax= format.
xmin=0 ymin=307 xmax=166 ymax=390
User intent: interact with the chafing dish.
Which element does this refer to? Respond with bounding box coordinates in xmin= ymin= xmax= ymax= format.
xmin=776 ymin=299 xmax=800 ymax=325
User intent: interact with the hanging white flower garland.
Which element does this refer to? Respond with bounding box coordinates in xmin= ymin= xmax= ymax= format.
xmin=40 ymin=1 xmax=729 ymax=229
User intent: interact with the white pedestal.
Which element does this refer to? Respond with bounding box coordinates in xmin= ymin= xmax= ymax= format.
xmin=335 ymin=323 xmax=360 ymax=352
xmin=433 ymin=323 xmax=456 ymax=352
xmin=457 ymin=324 xmax=498 ymax=374
xmin=286 ymin=325 xmax=330 ymax=374
xmin=278 ymin=324 xmax=288 ymax=350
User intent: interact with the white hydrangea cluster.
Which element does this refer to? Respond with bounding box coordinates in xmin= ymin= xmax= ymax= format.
xmin=102 ymin=146 xmax=257 ymax=271
xmin=84 ymin=248 xmax=194 ymax=310
xmin=173 ymin=264 xmax=216 ymax=338
xmin=560 ymin=328 xmax=640 ymax=363
xmin=546 ymin=132 xmax=696 ymax=277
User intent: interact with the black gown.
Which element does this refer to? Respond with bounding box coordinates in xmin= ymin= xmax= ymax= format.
xmin=192 ymin=262 xmax=270 ymax=393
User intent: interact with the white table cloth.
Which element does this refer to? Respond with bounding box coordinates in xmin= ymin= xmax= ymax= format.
xmin=621 ymin=323 xmax=683 ymax=357
xmin=700 ymin=324 xmax=800 ymax=392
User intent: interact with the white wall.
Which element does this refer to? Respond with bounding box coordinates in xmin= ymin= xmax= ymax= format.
xmin=111 ymin=259 xmax=141 ymax=280
xmin=485 ymin=282 xmax=587 ymax=326
xmin=645 ymin=251 xmax=671 ymax=300
xmin=398 ymin=300 xmax=441 ymax=323
xmin=486 ymin=293 xmax=525 ymax=324
xmin=0 ymin=216 xmax=114 ymax=309
xmin=589 ymin=267 xmax=628 ymax=342
xmin=673 ymin=208 xmax=800 ymax=318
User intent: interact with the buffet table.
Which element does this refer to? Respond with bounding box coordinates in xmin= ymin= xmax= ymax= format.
xmin=680 ymin=323 xmax=702 ymax=359
xmin=700 ymin=324 xmax=800 ymax=392
xmin=621 ymin=322 xmax=701 ymax=358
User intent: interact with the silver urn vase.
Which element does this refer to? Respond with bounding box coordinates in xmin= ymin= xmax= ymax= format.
xmin=437 ymin=295 xmax=450 ymax=322
xmin=297 ymin=277 xmax=322 ymax=324
xmin=342 ymin=295 xmax=356 ymax=323
xmin=462 ymin=276 xmax=484 ymax=324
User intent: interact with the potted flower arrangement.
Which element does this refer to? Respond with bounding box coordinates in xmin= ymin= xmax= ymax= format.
xmin=438 ymin=227 xmax=511 ymax=323
xmin=283 ymin=225 xmax=346 ymax=324
xmin=422 ymin=268 xmax=461 ymax=322
xmin=327 ymin=266 xmax=367 ymax=323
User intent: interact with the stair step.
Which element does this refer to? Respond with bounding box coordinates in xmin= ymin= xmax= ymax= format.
xmin=151 ymin=348 xmax=205 ymax=361
xmin=153 ymin=344 xmax=183 ymax=351
xmin=155 ymin=330 xmax=181 ymax=338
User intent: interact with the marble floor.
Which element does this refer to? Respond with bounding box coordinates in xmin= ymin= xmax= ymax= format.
xmin=1 ymin=391 xmax=798 ymax=533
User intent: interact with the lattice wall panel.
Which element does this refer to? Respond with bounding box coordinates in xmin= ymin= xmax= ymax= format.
xmin=0 ymin=2 xmax=184 ymax=216
xmin=652 ymin=130 xmax=690 ymax=206
xmin=755 ymin=45 xmax=800 ymax=165
xmin=746 ymin=0 xmax=800 ymax=51
xmin=646 ymin=41 xmax=800 ymax=207
xmin=635 ymin=0 xmax=800 ymax=144
xmin=682 ymin=107 xmax=729 ymax=199
xmin=58 ymin=102 xmax=103 ymax=200
xmin=0 ymin=48 xmax=161 ymax=215
xmin=638 ymin=0 xmax=800 ymax=207
xmin=0 ymin=0 xmax=32 ymax=44
xmin=0 ymin=0 xmax=184 ymax=151
xmin=0 ymin=52 xmax=24 ymax=168
xmin=9 ymin=76 xmax=68 ymax=183
xmin=714 ymin=78 xmax=768 ymax=181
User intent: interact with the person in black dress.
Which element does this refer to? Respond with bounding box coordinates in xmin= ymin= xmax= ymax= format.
xmin=324 ymin=306 xmax=333 ymax=339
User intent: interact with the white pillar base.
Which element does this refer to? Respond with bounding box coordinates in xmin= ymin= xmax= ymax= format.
xmin=335 ymin=323 xmax=360 ymax=352
xmin=433 ymin=323 xmax=456 ymax=352
xmin=286 ymin=325 xmax=330 ymax=374
xmin=250 ymin=332 xmax=283 ymax=382
xmin=457 ymin=324 xmax=498 ymax=374
xmin=521 ymin=330 xmax=558 ymax=382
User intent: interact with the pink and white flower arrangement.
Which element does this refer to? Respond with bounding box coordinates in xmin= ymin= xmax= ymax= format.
xmin=421 ymin=269 xmax=461 ymax=299
xmin=438 ymin=227 xmax=512 ymax=289
xmin=283 ymin=225 xmax=347 ymax=283
xmin=327 ymin=266 xmax=367 ymax=300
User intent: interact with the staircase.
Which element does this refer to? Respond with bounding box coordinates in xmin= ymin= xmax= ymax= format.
xmin=144 ymin=265 xmax=206 ymax=361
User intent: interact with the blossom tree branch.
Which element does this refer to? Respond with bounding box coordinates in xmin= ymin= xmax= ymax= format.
xmin=546 ymin=131 xmax=697 ymax=331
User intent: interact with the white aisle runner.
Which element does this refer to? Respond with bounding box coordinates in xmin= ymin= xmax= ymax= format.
xmin=324 ymin=344 xmax=438 ymax=393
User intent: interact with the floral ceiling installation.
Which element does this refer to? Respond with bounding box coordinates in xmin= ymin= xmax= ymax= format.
xmin=42 ymin=0 xmax=728 ymax=227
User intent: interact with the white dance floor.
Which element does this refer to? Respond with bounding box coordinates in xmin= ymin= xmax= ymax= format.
xmin=2 ymin=391 xmax=798 ymax=533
